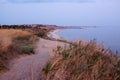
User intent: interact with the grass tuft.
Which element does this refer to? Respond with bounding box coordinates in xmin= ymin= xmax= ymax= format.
xmin=21 ymin=47 xmax=34 ymax=54
xmin=43 ymin=61 xmax=51 ymax=74
xmin=35 ymin=32 xmax=46 ymax=38
xmin=62 ymin=50 xmax=69 ymax=59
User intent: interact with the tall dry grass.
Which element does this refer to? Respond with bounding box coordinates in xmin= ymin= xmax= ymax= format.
xmin=42 ymin=41 xmax=120 ymax=80
xmin=0 ymin=29 xmax=32 ymax=52
xmin=0 ymin=29 xmax=36 ymax=71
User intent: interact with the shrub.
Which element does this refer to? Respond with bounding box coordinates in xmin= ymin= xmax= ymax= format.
xmin=62 ymin=50 xmax=69 ymax=59
xmin=15 ymin=35 xmax=31 ymax=41
xmin=21 ymin=47 xmax=34 ymax=54
xmin=43 ymin=62 xmax=51 ymax=74
xmin=35 ymin=32 xmax=46 ymax=38
xmin=0 ymin=59 xmax=6 ymax=71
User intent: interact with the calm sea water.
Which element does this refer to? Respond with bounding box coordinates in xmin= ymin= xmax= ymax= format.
xmin=57 ymin=26 xmax=120 ymax=53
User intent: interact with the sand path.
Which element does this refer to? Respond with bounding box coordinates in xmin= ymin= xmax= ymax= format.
xmin=0 ymin=38 xmax=66 ymax=80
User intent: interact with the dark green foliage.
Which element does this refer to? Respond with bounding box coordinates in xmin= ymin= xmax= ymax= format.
xmin=91 ymin=53 xmax=100 ymax=61
xmin=16 ymin=35 xmax=31 ymax=41
xmin=43 ymin=62 xmax=51 ymax=74
xmin=35 ymin=32 xmax=46 ymax=38
xmin=22 ymin=47 xmax=34 ymax=54
xmin=62 ymin=50 xmax=69 ymax=59
xmin=0 ymin=59 xmax=6 ymax=71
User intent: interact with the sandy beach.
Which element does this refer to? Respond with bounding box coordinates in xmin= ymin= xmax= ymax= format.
xmin=48 ymin=29 xmax=66 ymax=41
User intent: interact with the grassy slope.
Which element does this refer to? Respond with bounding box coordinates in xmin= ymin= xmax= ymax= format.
xmin=42 ymin=41 xmax=120 ymax=80
xmin=0 ymin=29 xmax=37 ymax=71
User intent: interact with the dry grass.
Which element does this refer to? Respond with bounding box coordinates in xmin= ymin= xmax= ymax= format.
xmin=42 ymin=40 xmax=120 ymax=80
xmin=0 ymin=29 xmax=36 ymax=71
xmin=0 ymin=29 xmax=32 ymax=52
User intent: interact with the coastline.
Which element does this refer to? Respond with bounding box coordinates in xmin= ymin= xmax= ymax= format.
xmin=48 ymin=29 xmax=66 ymax=41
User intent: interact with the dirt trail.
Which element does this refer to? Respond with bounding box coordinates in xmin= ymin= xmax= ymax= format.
xmin=0 ymin=38 xmax=66 ymax=80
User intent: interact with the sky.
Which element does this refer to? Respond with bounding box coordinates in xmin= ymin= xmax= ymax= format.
xmin=0 ymin=0 xmax=94 ymax=3
xmin=0 ymin=0 xmax=120 ymax=26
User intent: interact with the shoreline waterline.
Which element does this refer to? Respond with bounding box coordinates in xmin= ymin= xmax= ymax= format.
xmin=55 ymin=27 xmax=120 ymax=54
xmin=48 ymin=29 xmax=66 ymax=41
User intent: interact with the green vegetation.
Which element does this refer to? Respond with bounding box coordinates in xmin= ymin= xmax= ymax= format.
xmin=43 ymin=61 xmax=51 ymax=74
xmin=62 ymin=50 xmax=69 ymax=59
xmin=0 ymin=60 xmax=6 ymax=71
xmin=21 ymin=47 xmax=34 ymax=54
xmin=14 ymin=34 xmax=35 ymax=55
xmin=42 ymin=41 xmax=120 ymax=80
xmin=35 ymin=32 xmax=46 ymax=38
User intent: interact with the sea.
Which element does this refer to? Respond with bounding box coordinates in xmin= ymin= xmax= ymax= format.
xmin=57 ymin=26 xmax=120 ymax=54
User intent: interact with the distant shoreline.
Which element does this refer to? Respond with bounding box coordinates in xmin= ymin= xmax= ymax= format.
xmin=47 ymin=27 xmax=83 ymax=41
xmin=48 ymin=29 xmax=66 ymax=41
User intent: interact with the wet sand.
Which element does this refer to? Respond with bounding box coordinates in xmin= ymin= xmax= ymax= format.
xmin=48 ymin=29 xmax=65 ymax=41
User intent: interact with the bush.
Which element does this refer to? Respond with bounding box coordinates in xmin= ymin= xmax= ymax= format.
xmin=16 ymin=35 xmax=31 ymax=41
xmin=35 ymin=32 xmax=46 ymax=38
xmin=62 ymin=50 xmax=69 ymax=59
xmin=0 ymin=60 xmax=6 ymax=71
xmin=43 ymin=62 xmax=51 ymax=74
xmin=22 ymin=47 xmax=34 ymax=54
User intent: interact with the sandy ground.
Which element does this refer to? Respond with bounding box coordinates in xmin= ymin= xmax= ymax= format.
xmin=0 ymin=38 xmax=66 ymax=80
xmin=48 ymin=29 xmax=65 ymax=40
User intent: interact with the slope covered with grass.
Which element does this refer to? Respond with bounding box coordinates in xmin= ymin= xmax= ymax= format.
xmin=42 ymin=41 xmax=120 ymax=80
xmin=0 ymin=29 xmax=37 ymax=71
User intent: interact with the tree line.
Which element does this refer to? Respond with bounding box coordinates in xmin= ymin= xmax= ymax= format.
xmin=0 ymin=25 xmax=45 ymax=29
